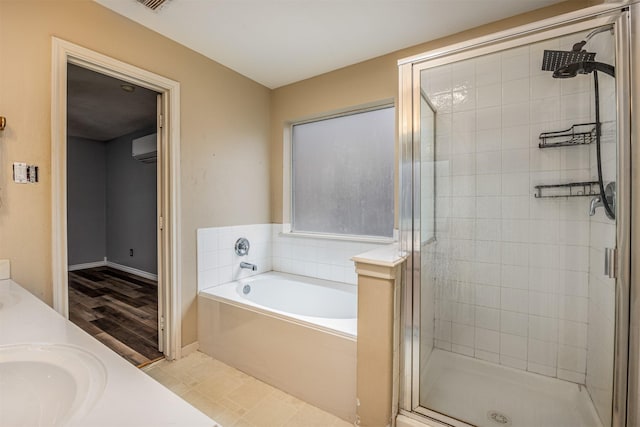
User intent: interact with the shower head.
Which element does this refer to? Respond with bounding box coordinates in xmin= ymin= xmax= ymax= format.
xmin=541 ymin=49 xmax=596 ymax=72
xmin=541 ymin=24 xmax=614 ymax=75
xmin=552 ymin=61 xmax=616 ymax=79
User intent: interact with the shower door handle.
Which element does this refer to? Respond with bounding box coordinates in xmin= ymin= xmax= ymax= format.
xmin=604 ymin=247 xmax=616 ymax=279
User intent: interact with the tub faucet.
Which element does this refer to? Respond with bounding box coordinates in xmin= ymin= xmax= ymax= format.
xmin=240 ymin=262 xmax=257 ymax=271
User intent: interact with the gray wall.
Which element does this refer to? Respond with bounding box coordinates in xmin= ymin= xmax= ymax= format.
xmin=106 ymin=129 xmax=157 ymax=274
xmin=67 ymin=136 xmax=107 ymax=266
xmin=67 ymin=130 xmax=157 ymax=275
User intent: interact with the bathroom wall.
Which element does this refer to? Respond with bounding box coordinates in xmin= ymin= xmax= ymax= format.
xmin=106 ymin=129 xmax=157 ymax=275
xmin=67 ymin=130 xmax=158 ymax=276
xmin=67 ymin=136 xmax=107 ymax=266
xmin=0 ymin=0 xmax=592 ymax=351
xmin=0 ymin=0 xmax=271 ymax=347
xmin=420 ymin=28 xmax=616 ymax=384
xmin=269 ymin=1 xmax=594 ymax=228
xmin=197 ymin=224 xmax=384 ymax=291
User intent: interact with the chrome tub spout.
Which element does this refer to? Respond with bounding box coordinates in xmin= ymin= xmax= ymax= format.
xmin=240 ymin=262 xmax=257 ymax=271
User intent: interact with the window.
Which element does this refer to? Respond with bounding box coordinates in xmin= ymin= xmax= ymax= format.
xmin=291 ymin=105 xmax=395 ymax=239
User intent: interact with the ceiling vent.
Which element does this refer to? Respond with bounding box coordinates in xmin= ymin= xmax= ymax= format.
xmin=136 ymin=0 xmax=170 ymax=11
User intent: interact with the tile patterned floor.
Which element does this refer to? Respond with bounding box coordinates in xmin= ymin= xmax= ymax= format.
xmin=143 ymin=351 xmax=353 ymax=427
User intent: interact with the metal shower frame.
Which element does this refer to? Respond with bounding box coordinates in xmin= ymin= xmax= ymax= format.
xmin=397 ymin=2 xmax=639 ymax=426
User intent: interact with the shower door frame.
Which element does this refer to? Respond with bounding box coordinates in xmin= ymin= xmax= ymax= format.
xmin=398 ymin=4 xmax=637 ymax=426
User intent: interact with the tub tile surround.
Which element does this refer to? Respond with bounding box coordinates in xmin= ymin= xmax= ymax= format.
xmin=196 ymin=224 xmax=385 ymax=423
xmin=197 ymin=224 xmax=273 ymax=291
xmin=197 ymin=224 xmax=385 ymax=291
xmin=420 ymin=29 xmax=616 ymax=390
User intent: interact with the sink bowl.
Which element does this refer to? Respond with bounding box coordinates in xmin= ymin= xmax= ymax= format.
xmin=0 ymin=344 xmax=107 ymax=427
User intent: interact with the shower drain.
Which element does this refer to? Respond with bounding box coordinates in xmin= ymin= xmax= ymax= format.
xmin=487 ymin=410 xmax=512 ymax=426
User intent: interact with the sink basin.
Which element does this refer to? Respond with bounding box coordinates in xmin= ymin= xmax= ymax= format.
xmin=0 ymin=344 xmax=107 ymax=427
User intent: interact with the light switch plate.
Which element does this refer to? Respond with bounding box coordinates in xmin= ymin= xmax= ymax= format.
xmin=12 ymin=162 xmax=38 ymax=183
xmin=13 ymin=162 xmax=27 ymax=183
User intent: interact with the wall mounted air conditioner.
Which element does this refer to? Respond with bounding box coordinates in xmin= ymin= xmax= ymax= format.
xmin=132 ymin=133 xmax=157 ymax=163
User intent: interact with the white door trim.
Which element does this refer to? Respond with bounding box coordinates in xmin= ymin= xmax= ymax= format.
xmin=51 ymin=37 xmax=182 ymax=360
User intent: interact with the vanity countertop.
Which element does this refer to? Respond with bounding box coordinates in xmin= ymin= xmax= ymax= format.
xmin=0 ymin=278 xmax=218 ymax=427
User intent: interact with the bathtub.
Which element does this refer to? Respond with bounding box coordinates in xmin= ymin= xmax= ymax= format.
xmin=198 ymin=272 xmax=357 ymax=422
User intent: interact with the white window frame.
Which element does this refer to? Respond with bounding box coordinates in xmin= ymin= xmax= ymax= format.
xmin=282 ymin=100 xmax=396 ymax=243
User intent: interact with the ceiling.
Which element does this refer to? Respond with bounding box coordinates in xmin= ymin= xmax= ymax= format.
xmin=71 ymin=0 xmax=567 ymax=140
xmin=95 ymin=0 xmax=566 ymax=89
xmin=67 ymin=64 xmax=158 ymax=141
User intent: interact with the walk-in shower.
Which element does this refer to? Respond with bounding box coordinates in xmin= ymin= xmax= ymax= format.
xmin=399 ymin=4 xmax=638 ymax=427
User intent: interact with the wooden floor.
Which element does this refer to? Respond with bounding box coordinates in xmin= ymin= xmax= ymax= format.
xmin=68 ymin=266 xmax=164 ymax=367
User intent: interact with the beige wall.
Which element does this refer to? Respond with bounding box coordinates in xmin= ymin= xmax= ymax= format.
xmin=269 ymin=0 xmax=593 ymax=224
xmin=0 ymin=0 xmax=597 ymax=349
xmin=0 ymin=0 xmax=271 ymax=345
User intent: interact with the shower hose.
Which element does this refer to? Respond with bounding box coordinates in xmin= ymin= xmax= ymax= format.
xmin=593 ymin=70 xmax=615 ymax=220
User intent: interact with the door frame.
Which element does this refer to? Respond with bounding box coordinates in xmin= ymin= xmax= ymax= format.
xmin=51 ymin=37 xmax=182 ymax=360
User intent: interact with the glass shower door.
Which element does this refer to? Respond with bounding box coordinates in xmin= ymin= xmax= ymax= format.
xmin=401 ymin=11 xmax=631 ymax=427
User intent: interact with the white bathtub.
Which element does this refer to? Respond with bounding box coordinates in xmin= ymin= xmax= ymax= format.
xmin=201 ymin=272 xmax=357 ymax=337
xmin=198 ymin=271 xmax=357 ymax=422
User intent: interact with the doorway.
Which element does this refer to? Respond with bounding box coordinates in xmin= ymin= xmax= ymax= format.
xmin=51 ymin=38 xmax=182 ymax=361
xmin=66 ymin=63 xmax=162 ymax=366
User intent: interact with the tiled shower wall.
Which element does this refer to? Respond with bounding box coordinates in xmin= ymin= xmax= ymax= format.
xmin=422 ymin=29 xmax=616 ymax=385
xmin=197 ymin=224 xmax=384 ymax=291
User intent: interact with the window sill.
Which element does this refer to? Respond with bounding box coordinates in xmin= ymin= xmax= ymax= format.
xmin=277 ymin=227 xmax=397 ymax=245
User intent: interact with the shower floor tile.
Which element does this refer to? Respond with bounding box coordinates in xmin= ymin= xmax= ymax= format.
xmin=420 ymin=349 xmax=602 ymax=427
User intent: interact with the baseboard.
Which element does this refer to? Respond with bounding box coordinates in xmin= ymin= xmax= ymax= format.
xmin=181 ymin=341 xmax=199 ymax=358
xmin=68 ymin=260 xmax=107 ymax=271
xmin=106 ymin=261 xmax=158 ymax=281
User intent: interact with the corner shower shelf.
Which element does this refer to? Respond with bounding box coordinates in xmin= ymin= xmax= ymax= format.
xmin=534 ymin=181 xmax=600 ymax=198
xmin=538 ymin=122 xmax=598 ymax=148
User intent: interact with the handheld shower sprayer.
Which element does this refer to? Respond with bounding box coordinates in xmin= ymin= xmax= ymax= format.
xmin=540 ymin=24 xmax=616 ymax=220
xmin=552 ymin=61 xmax=615 ymax=79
